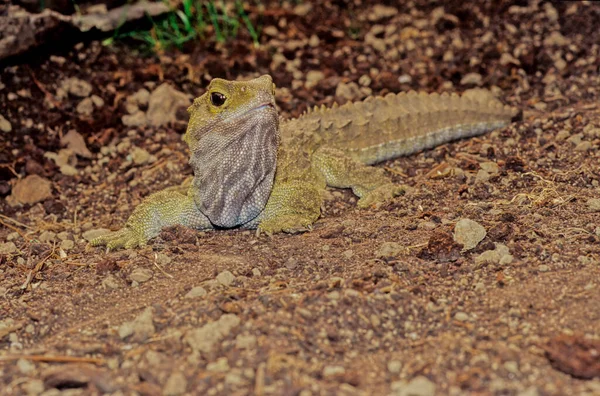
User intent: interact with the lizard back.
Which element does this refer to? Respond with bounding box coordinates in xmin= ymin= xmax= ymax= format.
xmin=280 ymin=89 xmax=517 ymax=164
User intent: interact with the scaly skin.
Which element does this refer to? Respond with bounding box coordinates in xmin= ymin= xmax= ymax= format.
xmin=92 ymin=75 xmax=517 ymax=250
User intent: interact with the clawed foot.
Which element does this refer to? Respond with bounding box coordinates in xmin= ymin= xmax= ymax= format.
xmin=358 ymin=183 xmax=406 ymax=209
xmin=257 ymin=215 xmax=315 ymax=236
xmin=91 ymin=227 xmax=148 ymax=250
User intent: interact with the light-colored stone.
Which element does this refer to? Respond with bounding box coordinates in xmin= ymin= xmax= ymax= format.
xmin=185 ymin=314 xmax=240 ymax=353
xmin=61 ymin=130 xmax=92 ymax=158
xmin=305 ymin=70 xmax=325 ymax=89
xmin=39 ymin=231 xmax=56 ymax=243
xmin=61 ymin=77 xmax=92 ymax=97
xmin=76 ymin=97 xmax=94 ymax=116
xmin=587 ymin=198 xmax=600 ymax=212
xmin=130 ymin=147 xmax=152 ymax=165
xmin=0 ymin=114 xmax=11 ymax=132
xmin=390 ymin=375 xmax=436 ymax=396
xmin=235 ymin=334 xmax=257 ymax=350
xmin=185 ymin=286 xmax=207 ymax=299
xmin=163 ymin=371 xmax=187 ymax=396
xmin=454 ymin=219 xmax=486 ymax=251
xmin=146 ymin=83 xmax=191 ymax=127
xmin=217 ymin=270 xmax=235 ymax=287
xmin=118 ymin=307 xmax=155 ymax=342
xmin=129 ymin=268 xmax=153 ymax=283
xmin=7 ymin=175 xmax=53 ymax=206
xmin=0 ymin=242 xmax=17 ymax=254
xmin=60 ymin=239 xmax=75 ymax=251
xmin=322 ymin=365 xmax=345 ymax=379
xmin=376 ymin=242 xmax=403 ymax=258
xmin=460 ymin=73 xmax=483 ymax=86
xmin=475 ymin=243 xmax=513 ymax=266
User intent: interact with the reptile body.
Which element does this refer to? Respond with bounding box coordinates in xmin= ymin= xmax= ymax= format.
xmin=93 ymin=75 xmax=517 ymax=249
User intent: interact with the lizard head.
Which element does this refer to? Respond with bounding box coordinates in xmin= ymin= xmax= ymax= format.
xmin=183 ymin=75 xmax=280 ymax=228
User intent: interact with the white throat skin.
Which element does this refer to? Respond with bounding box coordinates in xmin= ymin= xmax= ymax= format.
xmin=189 ymin=106 xmax=280 ymax=228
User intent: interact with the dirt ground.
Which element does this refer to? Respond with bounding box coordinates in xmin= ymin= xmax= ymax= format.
xmin=1 ymin=1 xmax=600 ymax=395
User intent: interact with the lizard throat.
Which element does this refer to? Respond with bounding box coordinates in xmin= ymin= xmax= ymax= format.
xmin=189 ymin=108 xmax=280 ymax=228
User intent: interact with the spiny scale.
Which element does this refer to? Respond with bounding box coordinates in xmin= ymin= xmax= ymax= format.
xmin=280 ymin=88 xmax=517 ymax=165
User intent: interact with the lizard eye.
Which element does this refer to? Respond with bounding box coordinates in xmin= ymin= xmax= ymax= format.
xmin=210 ymin=92 xmax=227 ymax=107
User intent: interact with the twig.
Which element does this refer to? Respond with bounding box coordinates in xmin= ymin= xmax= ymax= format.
xmin=0 ymin=354 xmax=105 ymax=365
xmin=25 ymin=66 xmax=63 ymax=110
xmin=0 ymin=214 xmax=33 ymax=230
xmin=153 ymin=253 xmax=174 ymax=279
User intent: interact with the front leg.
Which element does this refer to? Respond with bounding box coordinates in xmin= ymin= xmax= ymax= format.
xmin=91 ymin=188 xmax=212 ymax=250
xmin=253 ymin=180 xmax=323 ymax=235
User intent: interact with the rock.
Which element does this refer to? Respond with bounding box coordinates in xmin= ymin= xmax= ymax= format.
xmin=308 ymin=34 xmax=320 ymax=47
xmin=163 ymin=371 xmax=187 ymax=396
xmin=376 ymin=242 xmax=403 ymax=258
xmin=61 ymin=77 xmax=92 ymax=97
xmin=155 ymin=253 xmax=171 ymax=266
xmin=475 ymin=169 xmax=490 ymax=183
xmin=544 ymin=31 xmax=569 ymax=47
xmin=453 ymin=219 xmax=486 ymax=251
xmin=499 ymin=53 xmax=520 ymax=66
xmin=0 ymin=242 xmax=17 ymax=255
xmin=146 ymin=83 xmax=191 ymax=127
xmin=44 ymin=149 xmax=79 ymax=176
xmin=130 ymin=147 xmax=152 ymax=165
xmin=129 ymin=268 xmax=153 ymax=283
xmin=263 ymin=26 xmax=278 ymax=37
xmin=474 ymin=243 xmax=514 ymax=266
xmin=7 ymin=175 xmax=53 ymax=206
xmin=335 ymin=81 xmax=363 ymax=102
xmin=398 ymin=74 xmax=413 ymax=84
xmin=39 ymin=231 xmax=56 ymax=243
xmin=518 ymin=386 xmax=540 ymax=396
xmin=102 ymin=274 xmax=124 ymax=289
xmin=185 ymin=286 xmax=207 ymax=299
xmin=125 ymin=89 xmax=150 ymax=114
xmin=293 ymin=3 xmax=312 ymax=16
xmin=235 ymin=334 xmax=257 ymax=350
xmin=460 ymin=73 xmax=483 ymax=86
xmin=575 ymin=141 xmax=591 ymax=152
xmin=82 ymin=228 xmax=111 ymax=242
xmin=587 ymin=198 xmax=600 ymax=212
xmin=0 ymin=114 xmax=11 ymax=132
xmin=118 ymin=307 xmax=155 ymax=342
xmin=454 ymin=312 xmax=469 ymax=321
xmin=76 ymin=97 xmax=94 ymax=116
xmin=305 ymin=70 xmax=325 ymax=89
xmin=185 ymin=314 xmax=240 ymax=354
xmin=91 ymin=94 xmax=104 ymax=108
xmin=538 ymin=264 xmax=550 ymax=272
xmin=217 ymin=270 xmax=235 ymax=287
xmin=368 ymin=5 xmax=398 ymax=21
xmin=207 ymin=357 xmax=230 ymax=372
xmin=390 ymin=376 xmax=436 ymax=396
xmin=60 ymin=130 xmax=92 ymax=158
xmin=22 ymin=379 xmax=44 ymax=395
xmin=17 ymin=358 xmax=35 ymax=374
xmin=122 ymin=110 xmax=147 ymax=126
xmin=60 ymin=239 xmax=75 ymax=251
xmin=322 ymin=365 xmax=345 ymax=379
xmin=480 ymin=161 xmax=499 ymax=175
xmin=387 ymin=360 xmax=402 ymax=374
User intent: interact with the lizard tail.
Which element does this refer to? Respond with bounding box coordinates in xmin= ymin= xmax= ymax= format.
xmin=285 ymin=88 xmax=518 ymax=165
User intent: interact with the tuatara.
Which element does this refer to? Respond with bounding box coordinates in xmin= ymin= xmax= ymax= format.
xmin=92 ymin=75 xmax=516 ymax=249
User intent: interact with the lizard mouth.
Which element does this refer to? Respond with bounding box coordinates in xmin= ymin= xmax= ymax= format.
xmin=227 ymin=102 xmax=276 ymax=123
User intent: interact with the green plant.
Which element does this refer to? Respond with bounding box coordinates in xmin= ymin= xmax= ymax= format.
xmin=103 ymin=0 xmax=262 ymax=52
